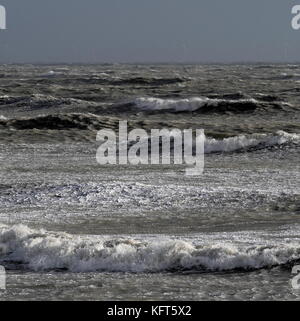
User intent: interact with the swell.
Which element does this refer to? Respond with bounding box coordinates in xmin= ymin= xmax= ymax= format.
xmin=0 ymin=113 xmax=119 ymax=130
xmin=26 ymin=76 xmax=187 ymax=86
xmin=0 ymin=94 xmax=97 ymax=108
xmin=0 ymin=94 xmax=295 ymax=117
xmin=0 ymin=94 xmax=98 ymax=116
xmin=0 ymin=113 xmax=299 ymax=153
xmin=0 ymin=224 xmax=300 ymax=273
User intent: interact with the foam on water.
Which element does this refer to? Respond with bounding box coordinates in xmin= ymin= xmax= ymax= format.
xmin=205 ymin=131 xmax=300 ymax=153
xmin=133 ymin=96 xmax=291 ymax=113
xmin=0 ymin=224 xmax=300 ymax=273
xmin=134 ymin=97 xmax=212 ymax=112
xmin=142 ymin=130 xmax=300 ymax=153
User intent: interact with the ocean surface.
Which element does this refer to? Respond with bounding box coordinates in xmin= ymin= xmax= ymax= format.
xmin=0 ymin=64 xmax=299 ymax=301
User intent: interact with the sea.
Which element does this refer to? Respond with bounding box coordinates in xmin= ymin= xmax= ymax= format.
xmin=0 ymin=64 xmax=299 ymax=300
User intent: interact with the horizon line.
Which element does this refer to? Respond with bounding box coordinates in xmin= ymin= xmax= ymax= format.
xmin=1 ymin=61 xmax=300 ymax=66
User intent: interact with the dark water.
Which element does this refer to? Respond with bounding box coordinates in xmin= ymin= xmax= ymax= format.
xmin=0 ymin=64 xmax=299 ymax=300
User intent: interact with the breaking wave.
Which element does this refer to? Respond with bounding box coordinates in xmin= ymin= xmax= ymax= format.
xmin=204 ymin=131 xmax=300 ymax=153
xmin=0 ymin=112 xmax=299 ymax=152
xmin=0 ymin=224 xmax=300 ymax=273
xmin=132 ymin=96 xmax=292 ymax=113
xmin=129 ymin=131 xmax=299 ymax=154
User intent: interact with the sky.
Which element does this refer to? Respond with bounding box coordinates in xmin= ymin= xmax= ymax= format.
xmin=0 ymin=0 xmax=299 ymax=63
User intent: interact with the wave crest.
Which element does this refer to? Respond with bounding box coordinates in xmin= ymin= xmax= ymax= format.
xmin=205 ymin=131 xmax=300 ymax=153
xmin=132 ymin=96 xmax=292 ymax=113
xmin=0 ymin=224 xmax=300 ymax=273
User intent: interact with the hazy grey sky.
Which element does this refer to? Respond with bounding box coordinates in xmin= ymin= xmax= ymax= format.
xmin=0 ymin=0 xmax=299 ymax=63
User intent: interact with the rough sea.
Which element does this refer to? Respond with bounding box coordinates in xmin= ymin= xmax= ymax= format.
xmin=0 ymin=64 xmax=299 ymax=300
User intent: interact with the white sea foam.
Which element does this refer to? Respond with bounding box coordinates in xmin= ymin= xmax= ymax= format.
xmin=147 ymin=130 xmax=300 ymax=153
xmin=204 ymin=131 xmax=300 ymax=153
xmin=40 ymin=70 xmax=61 ymax=77
xmin=134 ymin=97 xmax=259 ymax=112
xmin=135 ymin=97 xmax=211 ymax=112
xmin=0 ymin=224 xmax=299 ymax=273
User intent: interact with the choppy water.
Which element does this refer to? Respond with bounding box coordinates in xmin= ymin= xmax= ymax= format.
xmin=0 ymin=64 xmax=300 ymax=300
